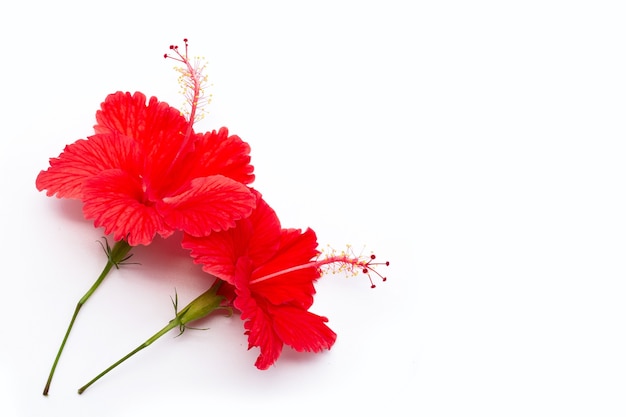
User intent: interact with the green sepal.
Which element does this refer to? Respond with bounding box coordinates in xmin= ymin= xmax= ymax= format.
xmin=175 ymin=281 xmax=226 ymax=327
xmin=98 ymin=237 xmax=135 ymax=268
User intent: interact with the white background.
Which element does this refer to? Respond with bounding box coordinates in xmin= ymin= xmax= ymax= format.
xmin=1 ymin=1 xmax=625 ymax=416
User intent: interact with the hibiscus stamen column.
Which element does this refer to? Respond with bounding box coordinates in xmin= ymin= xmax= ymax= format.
xmin=43 ymin=239 xmax=132 ymax=395
xmin=250 ymin=249 xmax=390 ymax=288
xmin=164 ymin=38 xmax=210 ymax=159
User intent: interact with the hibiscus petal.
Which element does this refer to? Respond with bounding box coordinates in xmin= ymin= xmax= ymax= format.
xmin=182 ymin=230 xmax=242 ymax=283
xmin=251 ymin=267 xmax=320 ymax=309
xmin=182 ymin=127 xmax=255 ymax=185
xmin=35 ymin=134 xmax=141 ymax=199
xmin=94 ymin=91 xmax=192 ymax=188
xmin=94 ymin=91 xmax=188 ymax=150
xmin=94 ymin=91 xmax=148 ymax=137
xmin=270 ymin=304 xmax=337 ymax=354
xmin=276 ymin=228 xmax=320 ymax=268
xmin=159 ymin=175 xmax=256 ymax=237
xmin=233 ymin=257 xmax=284 ymax=370
xmin=244 ymin=305 xmax=284 ymax=371
xmin=182 ymin=190 xmax=280 ymax=283
xmin=245 ymin=192 xmax=282 ymax=266
xmin=82 ymin=169 xmax=170 ymax=246
xmin=252 ymin=228 xmax=320 ymax=308
xmin=235 ymin=272 xmax=336 ymax=369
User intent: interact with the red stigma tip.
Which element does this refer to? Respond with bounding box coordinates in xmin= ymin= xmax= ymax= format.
xmin=370 ymin=254 xmax=376 ymax=260
xmin=362 ymin=268 xmax=368 ymax=274
xmin=183 ymin=38 xmax=188 ymax=42
xmin=163 ymin=54 xmax=168 ymax=58
xmin=386 ymin=261 xmax=390 ymax=266
xmin=371 ymin=284 xmax=376 ymax=289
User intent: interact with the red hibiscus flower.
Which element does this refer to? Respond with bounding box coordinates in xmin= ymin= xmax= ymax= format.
xmin=36 ymin=91 xmax=256 ymax=246
xmin=183 ymin=191 xmax=337 ymax=369
xmin=75 ymin=189 xmax=388 ymax=393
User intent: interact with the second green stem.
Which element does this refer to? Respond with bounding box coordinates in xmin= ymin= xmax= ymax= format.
xmin=78 ymin=279 xmax=227 ymax=395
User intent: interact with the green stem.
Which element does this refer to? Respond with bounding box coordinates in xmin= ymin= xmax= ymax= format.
xmin=77 ymin=280 xmax=227 ymax=395
xmin=43 ymin=239 xmax=132 ymax=396
xmin=78 ymin=319 xmax=179 ymax=394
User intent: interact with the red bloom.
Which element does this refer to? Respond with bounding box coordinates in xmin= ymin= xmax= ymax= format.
xmin=183 ymin=191 xmax=337 ymax=369
xmin=36 ymin=91 xmax=256 ymax=246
